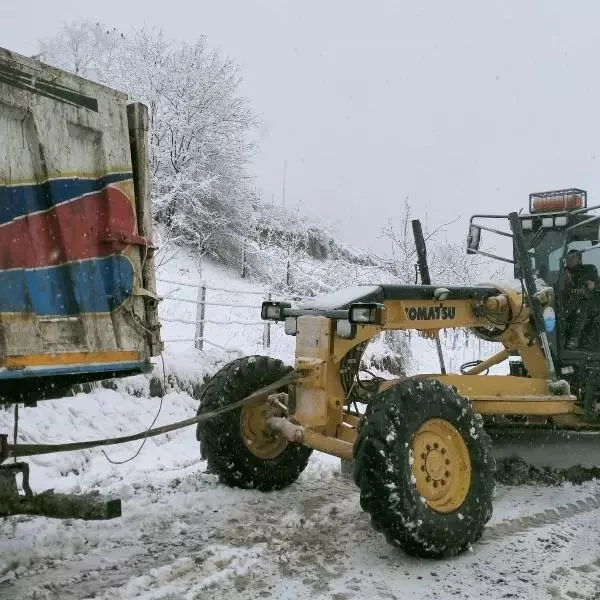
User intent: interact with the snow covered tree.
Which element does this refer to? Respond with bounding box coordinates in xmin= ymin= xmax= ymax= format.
xmin=38 ymin=20 xmax=123 ymax=80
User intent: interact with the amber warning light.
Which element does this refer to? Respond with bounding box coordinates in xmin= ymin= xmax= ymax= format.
xmin=529 ymin=188 xmax=587 ymax=213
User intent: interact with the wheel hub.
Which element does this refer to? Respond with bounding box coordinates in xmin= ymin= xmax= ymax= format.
xmin=411 ymin=418 xmax=471 ymax=513
xmin=425 ymin=449 xmax=446 ymax=480
xmin=240 ymin=403 xmax=288 ymax=459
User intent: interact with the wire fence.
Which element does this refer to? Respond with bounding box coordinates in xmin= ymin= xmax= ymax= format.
xmin=156 ymin=276 xmax=300 ymax=354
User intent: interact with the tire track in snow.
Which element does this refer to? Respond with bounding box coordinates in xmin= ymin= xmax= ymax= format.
xmin=482 ymin=493 xmax=600 ymax=543
xmin=547 ymin=556 xmax=600 ymax=600
xmin=0 ymin=476 xmax=355 ymax=600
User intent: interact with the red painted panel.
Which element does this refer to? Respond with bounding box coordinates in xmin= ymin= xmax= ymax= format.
xmin=0 ymin=186 xmax=136 ymax=270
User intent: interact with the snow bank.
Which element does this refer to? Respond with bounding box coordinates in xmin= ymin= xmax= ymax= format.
xmin=156 ymin=250 xmax=295 ymax=366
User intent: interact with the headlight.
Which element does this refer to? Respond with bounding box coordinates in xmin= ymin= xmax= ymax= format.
xmin=541 ymin=217 xmax=554 ymax=228
xmin=348 ymin=303 xmax=385 ymax=325
xmin=261 ymin=301 xmax=291 ymax=321
xmin=521 ymin=219 xmax=533 ymax=230
xmin=555 ymin=216 xmax=568 ymax=227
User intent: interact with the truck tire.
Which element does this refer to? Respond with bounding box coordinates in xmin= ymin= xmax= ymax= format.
xmin=353 ymin=378 xmax=495 ymax=558
xmin=197 ymin=355 xmax=312 ymax=491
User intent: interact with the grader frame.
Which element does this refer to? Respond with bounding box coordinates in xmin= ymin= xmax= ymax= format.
xmin=263 ymin=282 xmax=574 ymax=458
xmin=259 ymin=205 xmax=580 ymax=462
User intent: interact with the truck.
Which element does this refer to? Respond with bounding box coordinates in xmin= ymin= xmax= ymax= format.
xmin=0 ymin=46 xmax=161 ymax=519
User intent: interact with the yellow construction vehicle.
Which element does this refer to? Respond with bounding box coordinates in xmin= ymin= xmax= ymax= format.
xmin=197 ymin=189 xmax=600 ymax=558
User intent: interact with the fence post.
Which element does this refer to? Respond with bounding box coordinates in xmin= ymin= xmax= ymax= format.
xmin=195 ymin=282 xmax=206 ymax=351
xmin=241 ymin=238 xmax=247 ymax=279
xmin=263 ymin=293 xmax=271 ymax=350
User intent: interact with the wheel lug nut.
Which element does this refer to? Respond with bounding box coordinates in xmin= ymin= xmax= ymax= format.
xmin=434 ymin=443 xmax=439 ymax=449
xmin=421 ymin=466 xmax=426 ymax=471
xmin=441 ymin=448 xmax=447 ymax=454
xmin=445 ymin=471 xmax=450 ymax=477
xmin=445 ymin=459 xmax=450 ymax=465
xmin=433 ymin=481 xmax=438 ymax=488
xmin=426 ymin=444 xmax=431 ymax=451
xmin=441 ymin=479 xmax=446 ymax=486
xmin=421 ymin=453 xmax=426 ymax=459
xmin=426 ymin=476 xmax=431 ymax=482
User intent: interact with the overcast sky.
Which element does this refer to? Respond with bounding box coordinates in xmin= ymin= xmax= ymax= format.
xmin=3 ymin=1 xmax=600 ymax=253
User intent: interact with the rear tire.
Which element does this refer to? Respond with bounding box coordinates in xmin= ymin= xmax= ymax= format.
xmin=353 ymin=378 xmax=495 ymax=558
xmin=197 ymin=355 xmax=312 ymax=491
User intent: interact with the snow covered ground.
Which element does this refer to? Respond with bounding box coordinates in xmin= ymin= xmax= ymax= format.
xmin=2 ymin=444 xmax=600 ymax=600
xmin=1 ymin=248 xmax=598 ymax=600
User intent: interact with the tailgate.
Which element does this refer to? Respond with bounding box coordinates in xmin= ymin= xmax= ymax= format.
xmin=0 ymin=47 xmax=161 ymax=382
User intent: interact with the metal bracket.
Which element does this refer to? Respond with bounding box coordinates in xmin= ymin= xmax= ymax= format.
xmin=101 ymin=233 xmax=155 ymax=250
xmin=133 ymin=286 xmax=159 ymax=301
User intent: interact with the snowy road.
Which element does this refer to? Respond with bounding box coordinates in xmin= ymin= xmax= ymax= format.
xmin=2 ymin=458 xmax=600 ymax=600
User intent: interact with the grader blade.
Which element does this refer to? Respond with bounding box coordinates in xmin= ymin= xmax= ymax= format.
xmin=487 ymin=425 xmax=600 ymax=470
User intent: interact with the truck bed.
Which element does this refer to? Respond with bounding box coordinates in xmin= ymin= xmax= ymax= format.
xmin=0 ymin=48 xmax=160 ymax=403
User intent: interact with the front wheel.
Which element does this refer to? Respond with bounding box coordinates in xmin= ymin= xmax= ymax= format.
xmin=353 ymin=378 xmax=495 ymax=558
xmin=196 ymin=355 xmax=312 ymax=491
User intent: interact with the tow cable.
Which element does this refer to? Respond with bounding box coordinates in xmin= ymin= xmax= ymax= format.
xmin=1 ymin=372 xmax=301 ymax=461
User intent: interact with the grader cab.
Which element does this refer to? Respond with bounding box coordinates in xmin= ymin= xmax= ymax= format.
xmin=469 ymin=188 xmax=600 ymax=418
xmin=197 ymin=188 xmax=600 ymax=558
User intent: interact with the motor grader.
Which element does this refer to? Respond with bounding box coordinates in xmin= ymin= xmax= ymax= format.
xmin=197 ymin=188 xmax=600 ymax=558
